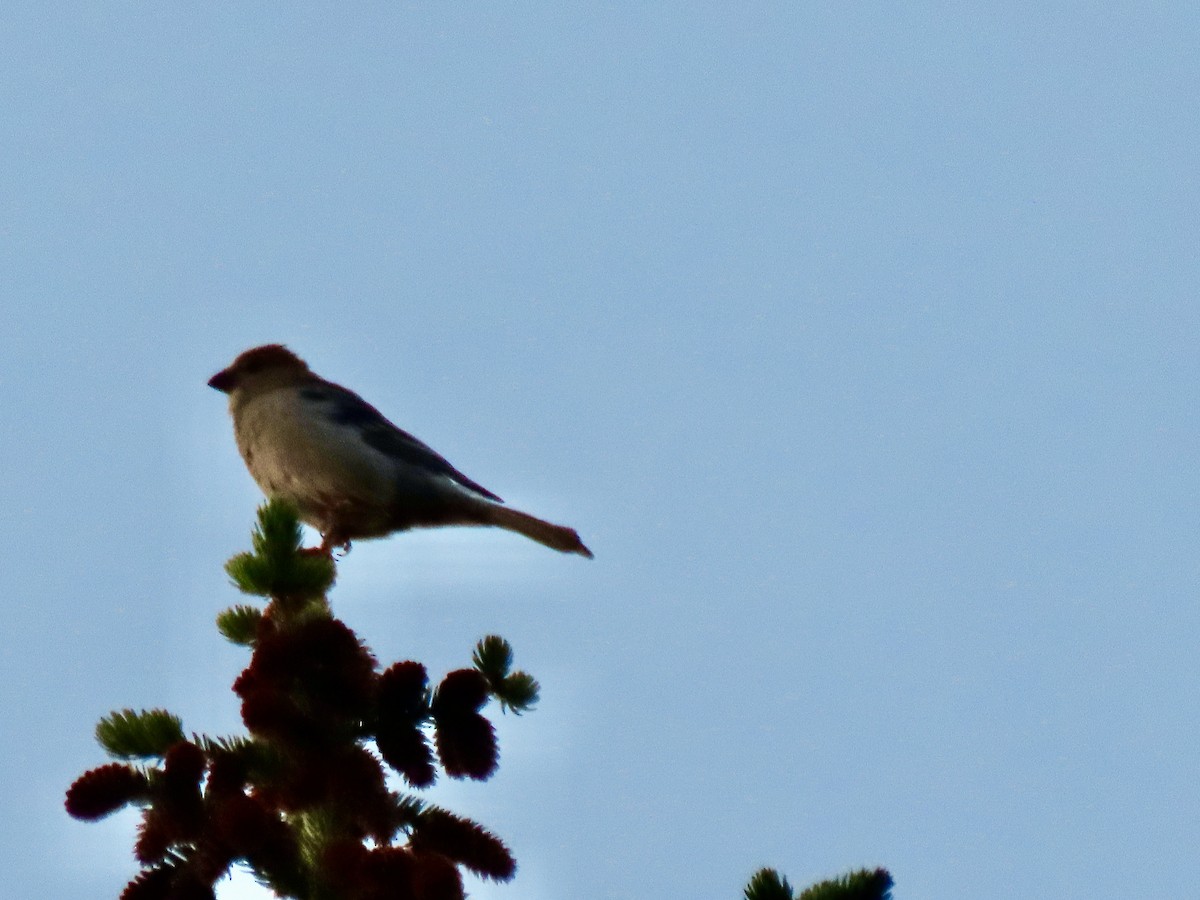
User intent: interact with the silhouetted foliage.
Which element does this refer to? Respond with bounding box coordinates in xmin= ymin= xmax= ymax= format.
xmin=744 ymin=866 xmax=894 ymax=900
xmin=68 ymin=500 xmax=890 ymax=899
xmin=67 ymin=501 xmax=532 ymax=900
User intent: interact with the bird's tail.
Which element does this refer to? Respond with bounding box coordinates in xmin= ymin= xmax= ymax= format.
xmin=483 ymin=505 xmax=594 ymax=558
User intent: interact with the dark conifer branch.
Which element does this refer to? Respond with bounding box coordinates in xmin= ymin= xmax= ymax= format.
xmin=67 ymin=500 xmax=529 ymax=900
xmin=67 ymin=499 xmax=890 ymax=899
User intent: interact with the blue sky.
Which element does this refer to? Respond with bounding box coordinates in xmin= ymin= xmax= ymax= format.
xmin=3 ymin=5 xmax=1198 ymax=899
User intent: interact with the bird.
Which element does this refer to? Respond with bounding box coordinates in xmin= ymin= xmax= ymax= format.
xmin=209 ymin=344 xmax=593 ymax=558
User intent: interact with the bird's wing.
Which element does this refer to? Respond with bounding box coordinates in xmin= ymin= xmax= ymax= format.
xmin=298 ymin=382 xmax=503 ymax=502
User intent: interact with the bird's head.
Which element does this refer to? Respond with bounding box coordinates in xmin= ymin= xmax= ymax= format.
xmin=208 ymin=344 xmax=311 ymax=395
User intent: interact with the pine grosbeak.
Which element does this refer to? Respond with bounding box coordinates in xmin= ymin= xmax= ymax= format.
xmin=209 ymin=345 xmax=592 ymax=558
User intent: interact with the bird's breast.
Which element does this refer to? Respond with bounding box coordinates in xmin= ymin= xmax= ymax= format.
xmin=233 ymin=388 xmax=396 ymax=507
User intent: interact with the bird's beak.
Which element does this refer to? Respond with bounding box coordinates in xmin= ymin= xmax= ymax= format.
xmin=208 ymin=368 xmax=236 ymax=393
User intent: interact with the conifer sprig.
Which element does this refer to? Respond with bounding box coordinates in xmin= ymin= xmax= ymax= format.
xmin=67 ymin=500 xmax=534 ymax=900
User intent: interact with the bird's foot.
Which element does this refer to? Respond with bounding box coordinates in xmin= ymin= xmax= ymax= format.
xmin=317 ymin=532 xmax=352 ymax=558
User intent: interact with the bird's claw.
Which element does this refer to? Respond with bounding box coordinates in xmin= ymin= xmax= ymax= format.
xmin=317 ymin=533 xmax=352 ymax=558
